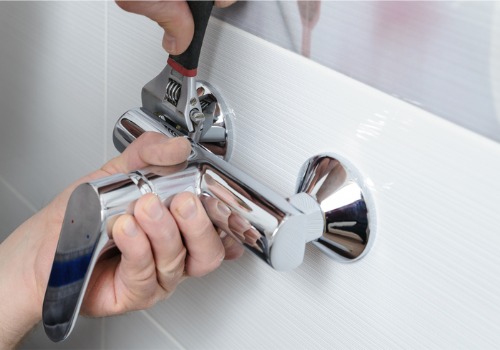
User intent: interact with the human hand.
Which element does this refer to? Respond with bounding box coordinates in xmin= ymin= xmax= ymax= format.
xmin=0 ymin=132 xmax=243 ymax=348
xmin=116 ymin=0 xmax=236 ymax=54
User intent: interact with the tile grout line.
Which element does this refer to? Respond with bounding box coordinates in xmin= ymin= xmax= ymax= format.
xmin=102 ymin=2 xmax=109 ymax=349
xmin=103 ymin=0 xmax=109 ymax=165
xmin=0 ymin=175 xmax=38 ymax=214
xmin=141 ymin=310 xmax=187 ymax=350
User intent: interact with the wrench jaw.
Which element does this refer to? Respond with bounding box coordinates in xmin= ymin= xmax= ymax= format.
xmin=141 ymin=64 xmax=232 ymax=159
xmin=141 ymin=64 xmax=206 ymax=142
xmin=177 ymin=74 xmax=205 ymax=143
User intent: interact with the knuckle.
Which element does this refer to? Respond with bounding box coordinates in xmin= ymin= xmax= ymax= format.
xmin=190 ymin=219 xmax=214 ymax=239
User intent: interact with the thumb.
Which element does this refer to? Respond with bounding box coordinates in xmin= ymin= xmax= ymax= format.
xmin=116 ymin=1 xmax=194 ymax=55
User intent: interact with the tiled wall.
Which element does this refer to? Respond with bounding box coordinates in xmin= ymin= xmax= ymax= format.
xmin=0 ymin=1 xmax=107 ymax=239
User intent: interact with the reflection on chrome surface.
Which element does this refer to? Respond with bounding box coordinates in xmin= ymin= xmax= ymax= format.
xmin=297 ymin=155 xmax=372 ymax=261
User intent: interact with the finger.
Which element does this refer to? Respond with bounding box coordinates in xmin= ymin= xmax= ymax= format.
xmin=170 ymin=192 xmax=225 ymax=277
xmin=110 ymin=214 xmax=158 ymax=313
xmin=215 ymin=1 xmax=237 ymax=8
xmin=102 ymin=132 xmax=191 ymax=174
xmin=139 ymin=136 xmax=191 ymax=167
xmin=219 ymin=231 xmax=245 ymax=260
xmin=200 ymin=196 xmax=231 ymax=232
xmin=134 ymin=194 xmax=186 ymax=292
xmin=201 ymin=197 xmax=244 ymax=260
xmin=228 ymin=214 xmax=252 ymax=237
xmin=242 ymin=227 xmax=261 ymax=246
xmin=116 ymin=1 xmax=193 ymax=54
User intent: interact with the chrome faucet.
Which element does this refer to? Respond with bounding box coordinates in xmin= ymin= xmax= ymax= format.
xmin=42 ymin=104 xmax=373 ymax=342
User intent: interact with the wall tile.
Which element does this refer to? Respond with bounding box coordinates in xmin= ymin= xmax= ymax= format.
xmin=20 ymin=318 xmax=103 ymax=350
xmin=148 ymin=255 xmax=338 ymax=349
xmin=102 ymin=311 xmax=183 ymax=349
xmin=0 ymin=2 xmax=106 ymax=209
xmin=0 ymin=177 xmax=35 ymax=241
xmin=215 ymin=2 xmax=500 ymax=142
xmin=105 ymin=2 xmax=166 ymax=160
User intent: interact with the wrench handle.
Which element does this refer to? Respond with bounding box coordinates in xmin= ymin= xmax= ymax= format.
xmin=167 ymin=1 xmax=214 ymax=77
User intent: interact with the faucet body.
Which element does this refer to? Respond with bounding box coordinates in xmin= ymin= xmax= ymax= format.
xmin=112 ymin=108 xmax=324 ymax=270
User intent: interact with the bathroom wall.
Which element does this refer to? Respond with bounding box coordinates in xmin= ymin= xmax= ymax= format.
xmin=215 ymin=1 xmax=500 ymax=142
xmin=1 ymin=1 xmax=500 ymax=349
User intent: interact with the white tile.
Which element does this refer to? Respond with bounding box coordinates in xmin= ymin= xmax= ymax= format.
xmin=0 ymin=2 xmax=106 ymax=208
xmin=20 ymin=318 xmax=103 ymax=350
xmin=215 ymin=2 xmax=500 ymax=142
xmin=105 ymin=2 xmax=166 ymax=160
xmin=148 ymin=255 xmax=335 ymax=349
xmin=0 ymin=177 xmax=35 ymax=242
xmin=103 ymin=311 xmax=183 ymax=350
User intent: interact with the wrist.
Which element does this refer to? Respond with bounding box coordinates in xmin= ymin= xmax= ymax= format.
xmin=0 ymin=210 xmax=54 ymax=347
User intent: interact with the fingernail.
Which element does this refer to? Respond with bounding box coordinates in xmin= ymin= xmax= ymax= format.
xmin=246 ymin=227 xmax=261 ymax=241
xmin=219 ymin=230 xmax=228 ymax=239
xmin=146 ymin=195 xmax=164 ymax=220
xmin=217 ymin=202 xmax=231 ymax=217
xmin=163 ymin=33 xmax=177 ymax=53
xmin=123 ymin=217 xmax=138 ymax=237
xmin=177 ymin=197 xmax=197 ymax=220
xmin=216 ymin=1 xmax=230 ymax=8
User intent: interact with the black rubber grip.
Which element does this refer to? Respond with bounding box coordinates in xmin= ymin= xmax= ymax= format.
xmin=169 ymin=1 xmax=214 ymax=73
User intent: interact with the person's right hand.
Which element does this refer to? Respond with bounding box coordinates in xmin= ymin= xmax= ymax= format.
xmin=116 ymin=1 xmax=236 ymax=55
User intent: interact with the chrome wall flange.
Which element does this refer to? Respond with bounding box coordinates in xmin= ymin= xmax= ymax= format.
xmin=296 ymin=154 xmax=375 ymax=263
xmin=195 ymin=80 xmax=233 ymax=160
